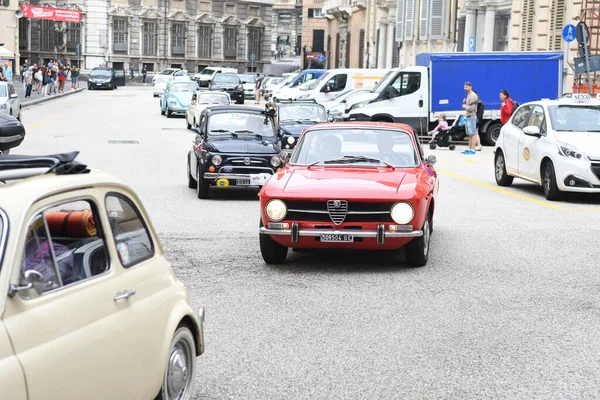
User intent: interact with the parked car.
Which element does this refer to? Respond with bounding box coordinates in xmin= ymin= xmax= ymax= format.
xmin=153 ymin=70 xmax=188 ymax=97
xmin=152 ymin=68 xmax=182 ymax=85
xmin=193 ymin=67 xmax=238 ymax=88
xmin=0 ymin=82 xmax=21 ymax=121
xmin=264 ymin=74 xmax=297 ymax=102
xmin=238 ymin=74 xmax=257 ymax=99
xmin=0 ymin=152 xmax=205 ymax=399
xmin=186 ymin=106 xmax=284 ymax=198
xmin=185 ymin=91 xmax=231 ymax=129
xmin=321 ymin=88 xmax=372 ymax=120
xmin=261 ymin=77 xmax=283 ymax=101
xmin=160 ymin=80 xmax=199 ymax=118
xmin=258 ymin=122 xmax=439 ymax=266
xmin=88 ymin=67 xmax=117 ymax=90
xmin=0 ymin=113 xmax=25 ymax=155
xmin=209 ymin=73 xmax=244 ymax=104
xmin=269 ymin=99 xmax=327 ymax=153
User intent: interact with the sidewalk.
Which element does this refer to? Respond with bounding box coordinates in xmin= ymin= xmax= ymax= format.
xmin=12 ymin=78 xmax=86 ymax=108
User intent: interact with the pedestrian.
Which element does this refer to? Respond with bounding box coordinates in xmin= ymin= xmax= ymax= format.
xmin=428 ymin=114 xmax=448 ymax=144
xmin=71 ymin=65 xmax=79 ymax=89
xmin=58 ymin=66 xmax=66 ymax=93
xmin=42 ymin=68 xmax=50 ymax=95
xmin=142 ymin=64 xmax=147 ymax=85
xmin=500 ymin=89 xmax=514 ymax=125
xmin=35 ymin=65 xmax=43 ymax=93
xmin=129 ymin=64 xmax=135 ymax=83
xmin=47 ymin=59 xmax=54 ymax=68
xmin=461 ymin=81 xmax=479 ymax=154
xmin=24 ymin=67 xmax=33 ymax=98
xmin=3 ymin=63 xmax=12 ymax=82
xmin=254 ymin=73 xmax=262 ymax=104
xmin=51 ymin=65 xmax=58 ymax=94
xmin=0 ymin=66 xmax=4 ymax=81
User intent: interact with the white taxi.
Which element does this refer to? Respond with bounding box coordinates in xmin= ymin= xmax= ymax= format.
xmin=0 ymin=152 xmax=205 ymax=400
xmin=494 ymin=93 xmax=600 ymax=200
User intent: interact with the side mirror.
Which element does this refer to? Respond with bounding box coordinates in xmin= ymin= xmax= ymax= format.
xmin=242 ymin=81 xmax=247 ymax=84
xmin=523 ymin=125 xmax=541 ymax=137
xmin=322 ymin=85 xmax=330 ymax=93
xmin=10 ymin=93 xmax=18 ymax=99
xmin=426 ymin=155 xmax=437 ymax=166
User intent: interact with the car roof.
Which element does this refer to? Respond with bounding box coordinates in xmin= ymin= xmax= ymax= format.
xmin=206 ymin=105 xmax=264 ymax=114
xmin=526 ymin=98 xmax=600 ymax=107
xmin=91 ymin=67 xmax=112 ymax=71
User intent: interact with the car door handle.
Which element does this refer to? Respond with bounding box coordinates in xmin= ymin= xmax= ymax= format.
xmin=113 ymin=290 xmax=136 ymax=301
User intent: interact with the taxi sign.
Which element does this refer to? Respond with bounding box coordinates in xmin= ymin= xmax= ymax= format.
xmin=573 ymin=93 xmax=592 ymax=102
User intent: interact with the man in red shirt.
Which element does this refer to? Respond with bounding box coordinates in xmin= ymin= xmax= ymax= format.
xmin=500 ymin=89 xmax=514 ymax=125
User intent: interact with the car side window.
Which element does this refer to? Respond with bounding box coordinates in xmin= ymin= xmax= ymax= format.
xmin=511 ymin=105 xmax=532 ymax=129
xmin=326 ymin=74 xmax=348 ymax=92
xmin=105 ymin=194 xmax=154 ymax=268
xmin=526 ymin=105 xmax=547 ymax=134
xmin=20 ymin=200 xmax=109 ymax=297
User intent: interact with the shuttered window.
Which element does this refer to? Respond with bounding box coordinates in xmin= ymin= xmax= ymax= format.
xmin=224 ymin=26 xmax=237 ymax=59
xmin=359 ymin=29 xmax=365 ymax=68
xmin=429 ymin=0 xmax=444 ymax=39
xmin=520 ymin=0 xmax=535 ymax=51
xmin=171 ymin=23 xmax=185 ymax=56
xmin=549 ymin=0 xmax=565 ymax=50
xmin=457 ymin=16 xmax=465 ymax=52
xmin=395 ymin=0 xmax=405 ymax=42
xmin=419 ymin=0 xmax=428 ymax=39
xmin=404 ymin=0 xmax=414 ymax=40
xmin=197 ymin=25 xmax=212 ymax=58
xmin=143 ymin=22 xmax=157 ymax=56
xmin=113 ymin=19 xmax=128 ymax=53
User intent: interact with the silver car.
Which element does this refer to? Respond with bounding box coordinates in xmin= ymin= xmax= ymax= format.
xmin=0 ymin=82 xmax=21 ymax=121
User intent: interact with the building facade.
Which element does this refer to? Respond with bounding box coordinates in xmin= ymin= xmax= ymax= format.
xmin=301 ymin=0 xmax=327 ymax=67
xmin=1 ymin=0 xmax=20 ymax=70
xmin=272 ymin=0 xmax=302 ymax=56
xmin=18 ymin=0 xmax=275 ymax=73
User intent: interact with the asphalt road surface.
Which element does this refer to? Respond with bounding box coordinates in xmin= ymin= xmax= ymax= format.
xmin=15 ymin=87 xmax=600 ymax=399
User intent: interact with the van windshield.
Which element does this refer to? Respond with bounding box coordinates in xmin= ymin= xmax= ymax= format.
xmin=305 ymin=72 xmax=330 ymax=90
xmin=371 ymin=70 xmax=397 ymax=93
xmin=200 ymin=68 xmax=215 ymax=75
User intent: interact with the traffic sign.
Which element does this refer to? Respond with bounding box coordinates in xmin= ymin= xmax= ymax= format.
xmin=317 ymin=53 xmax=325 ymax=63
xmin=576 ymin=22 xmax=590 ymax=44
xmin=307 ymin=52 xmax=314 ymax=61
xmin=468 ymin=36 xmax=475 ymax=52
xmin=562 ymin=24 xmax=576 ymax=42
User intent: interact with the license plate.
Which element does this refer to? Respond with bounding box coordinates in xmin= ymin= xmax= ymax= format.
xmin=237 ymin=179 xmax=250 ymax=185
xmin=321 ymin=234 xmax=354 ymax=242
xmin=96 ymin=83 xmax=101 ymax=86
xmin=250 ymin=173 xmax=271 ymax=186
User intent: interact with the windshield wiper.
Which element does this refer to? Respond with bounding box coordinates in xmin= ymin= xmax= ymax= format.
xmin=322 ymin=155 xmax=395 ymax=169
xmin=234 ymin=130 xmax=263 ymax=139
xmin=210 ymin=129 xmax=238 ymax=138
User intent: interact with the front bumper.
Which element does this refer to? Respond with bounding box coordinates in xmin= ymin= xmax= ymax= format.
xmin=89 ymin=81 xmax=112 ymax=88
xmin=245 ymin=90 xmax=255 ymax=99
xmin=555 ymin=157 xmax=600 ymax=192
xmin=204 ymin=171 xmax=273 ymax=186
xmin=167 ymin=104 xmax=189 ymax=113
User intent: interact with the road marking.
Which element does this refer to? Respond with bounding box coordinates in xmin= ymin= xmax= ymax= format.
xmin=436 ymin=168 xmax=564 ymax=210
xmin=27 ymin=122 xmax=47 ymax=131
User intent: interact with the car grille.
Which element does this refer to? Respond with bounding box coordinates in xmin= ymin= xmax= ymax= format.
xmin=220 ymin=157 xmax=274 ymax=175
xmin=591 ymin=162 xmax=600 ymax=181
xmin=285 ymin=200 xmax=394 ymax=223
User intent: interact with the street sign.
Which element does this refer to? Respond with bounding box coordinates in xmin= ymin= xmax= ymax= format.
xmin=574 ymin=55 xmax=600 ymax=74
xmin=307 ymin=52 xmax=314 ymax=61
xmin=468 ymin=36 xmax=475 ymax=52
xmin=576 ymin=22 xmax=590 ymax=44
xmin=562 ymin=24 xmax=576 ymax=42
xmin=317 ymin=53 xmax=325 ymax=63
xmin=250 ymin=53 xmax=256 ymax=62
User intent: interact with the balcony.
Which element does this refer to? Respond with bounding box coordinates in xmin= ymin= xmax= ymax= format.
xmin=273 ymin=0 xmax=301 ymax=9
xmin=323 ymin=0 xmax=352 ymax=18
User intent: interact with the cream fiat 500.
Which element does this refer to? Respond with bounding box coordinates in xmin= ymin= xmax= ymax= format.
xmin=0 ymin=152 xmax=205 ymax=400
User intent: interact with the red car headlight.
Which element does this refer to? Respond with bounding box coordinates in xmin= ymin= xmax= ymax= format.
xmin=265 ymin=199 xmax=287 ymax=221
xmin=390 ymin=202 xmax=414 ymax=224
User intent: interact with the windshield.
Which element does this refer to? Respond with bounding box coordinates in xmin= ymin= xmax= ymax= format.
xmin=0 ymin=86 xmax=6 ymax=97
xmin=90 ymin=69 xmax=112 ymax=77
xmin=279 ymin=105 xmax=327 ymax=122
xmin=208 ymin=112 xmax=275 ymax=137
xmin=548 ymin=105 xmax=600 ymax=132
xmin=298 ymin=80 xmax=316 ymax=90
xmin=306 ymin=72 xmax=330 ymax=90
xmin=160 ymin=69 xmax=177 ymax=75
xmin=213 ymin=75 xmax=240 ymax=84
xmin=330 ymin=89 xmax=354 ymax=101
xmin=240 ymin=74 xmax=256 ymax=83
xmin=291 ymin=128 xmax=419 ymax=167
xmin=171 ymin=82 xmax=198 ymax=92
xmin=371 ymin=70 xmax=397 ymax=93
xmin=200 ymin=68 xmax=215 ymax=75
xmin=280 ymin=74 xmax=298 ymax=87
xmin=196 ymin=93 xmax=230 ymax=104
xmin=269 ymin=78 xmax=283 ymax=86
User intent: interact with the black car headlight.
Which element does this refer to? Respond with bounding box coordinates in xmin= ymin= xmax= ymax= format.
xmin=235 ymin=85 xmax=243 ymax=92
xmin=270 ymin=156 xmax=281 ymax=167
xmin=211 ymin=154 xmax=223 ymax=166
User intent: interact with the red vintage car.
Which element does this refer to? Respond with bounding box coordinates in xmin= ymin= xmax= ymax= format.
xmin=258 ymin=122 xmax=439 ymax=267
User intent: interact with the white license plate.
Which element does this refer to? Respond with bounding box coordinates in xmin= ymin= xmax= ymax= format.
xmin=250 ymin=173 xmax=271 ymax=186
xmin=237 ymin=179 xmax=250 ymax=185
xmin=96 ymin=83 xmax=102 ymax=86
xmin=321 ymin=234 xmax=354 ymax=242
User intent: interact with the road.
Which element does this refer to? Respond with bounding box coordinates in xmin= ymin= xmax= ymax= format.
xmin=15 ymin=87 xmax=600 ymax=399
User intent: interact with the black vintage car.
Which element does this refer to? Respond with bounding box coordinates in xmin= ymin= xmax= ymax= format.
xmin=269 ymin=99 xmax=328 ymax=153
xmin=209 ymin=73 xmax=245 ymax=105
xmin=0 ymin=113 xmax=26 ymax=155
xmin=187 ymin=106 xmax=284 ymax=199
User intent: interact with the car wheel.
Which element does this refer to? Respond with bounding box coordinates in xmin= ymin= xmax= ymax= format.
xmin=237 ymin=98 xmax=244 ymax=105
xmin=187 ymin=155 xmax=197 ymax=189
xmin=157 ymin=325 xmax=196 ymax=400
xmin=186 ymin=118 xmax=192 ymax=130
xmin=429 ymin=143 xmax=437 ymax=150
xmin=259 ymin=220 xmax=288 ymax=264
xmin=484 ymin=122 xmax=502 ymax=146
xmin=405 ymin=211 xmax=431 ymax=267
xmin=542 ymin=160 xmax=561 ymax=201
xmin=161 ymin=105 xmax=166 ymax=115
xmin=494 ymin=150 xmax=513 ymax=187
xmin=167 ymin=108 xmax=173 ymax=118
xmin=88 ymin=86 xmax=92 ymax=90
xmin=196 ymin=165 xmax=210 ymax=199
xmin=1 ymin=149 xmax=10 ymax=155
xmin=449 ymin=145 xmax=456 ymax=150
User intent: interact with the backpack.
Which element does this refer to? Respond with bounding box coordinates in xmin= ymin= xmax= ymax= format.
xmin=476 ymin=99 xmax=485 ymax=122
xmin=510 ymin=100 xmax=520 ymax=115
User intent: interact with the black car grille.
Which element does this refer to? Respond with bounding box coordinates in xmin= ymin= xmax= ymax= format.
xmin=220 ymin=156 xmax=274 ymax=175
xmin=592 ymin=162 xmax=600 ymax=181
xmin=285 ymin=200 xmax=394 ymax=223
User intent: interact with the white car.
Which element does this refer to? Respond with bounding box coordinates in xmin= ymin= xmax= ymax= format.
xmin=0 ymin=152 xmax=205 ymax=399
xmin=322 ymin=88 xmax=372 ymax=119
xmin=0 ymin=82 xmax=21 ymax=121
xmin=494 ymin=93 xmax=600 ymax=200
xmin=152 ymin=68 xmax=181 ymax=85
xmin=272 ymin=79 xmax=315 ymax=102
xmin=153 ymin=70 xmax=188 ymax=97
xmin=185 ymin=91 xmax=231 ymax=129
xmin=238 ymin=74 xmax=257 ymax=99
xmin=193 ymin=67 xmax=238 ymax=88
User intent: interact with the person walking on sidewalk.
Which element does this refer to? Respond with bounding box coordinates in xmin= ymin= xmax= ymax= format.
xmin=254 ymin=73 xmax=262 ymax=104
xmin=57 ymin=66 xmax=66 ymax=93
xmin=129 ymin=64 xmax=135 ymax=83
xmin=500 ymin=89 xmax=514 ymax=125
xmin=3 ymin=63 xmax=13 ymax=82
xmin=461 ymin=82 xmax=479 ymax=155
xmin=142 ymin=65 xmax=147 ymax=85
xmin=24 ymin=67 xmax=33 ymax=98
xmin=70 ymin=66 xmax=79 ymax=89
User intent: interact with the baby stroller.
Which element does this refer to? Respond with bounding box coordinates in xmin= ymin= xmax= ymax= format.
xmin=429 ymin=115 xmax=466 ymax=150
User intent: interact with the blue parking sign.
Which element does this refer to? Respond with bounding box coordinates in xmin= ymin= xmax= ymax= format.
xmin=563 ymin=24 xmax=576 ymax=42
xmin=317 ymin=53 xmax=325 ymax=63
xmin=468 ymin=36 xmax=475 ymax=52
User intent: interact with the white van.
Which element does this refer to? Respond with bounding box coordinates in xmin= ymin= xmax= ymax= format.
xmin=294 ymin=69 xmax=388 ymax=104
xmin=193 ymin=66 xmax=238 ymax=87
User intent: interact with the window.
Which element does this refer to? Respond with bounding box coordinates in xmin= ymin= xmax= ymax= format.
xmin=143 ymin=22 xmax=157 ymax=55
xmin=308 ymin=8 xmax=322 ymax=18
xmin=172 ymin=23 xmax=185 ymax=56
xmin=313 ymin=29 xmax=324 ymax=53
xmin=457 ymin=17 xmax=465 ymax=52
xmin=224 ymin=26 xmax=237 ymax=59
xmin=105 ymin=194 xmax=154 ymax=268
xmin=66 ymin=22 xmax=81 ymax=53
xmin=323 ymin=73 xmax=347 ymax=93
xmin=279 ymin=13 xmax=291 ymax=25
xmin=199 ymin=1 xmax=211 ymax=12
xmin=19 ymin=20 xmax=28 ymax=50
xmin=493 ymin=14 xmax=509 ymax=51
xmin=526 ymin=105 xmax=546 ymax=134
xmin=40 ymin=20 xmax=55 ymax=52
xmin=20 ymin=200 xmax=109 ymax=297
xmin=198 ymin=25 xmax=212 ymax=58
xmin=388 ymin=72 xmax=421 ymax=98
xmin=248 ymin=27 xmax=262 ymax=61
xmin=549 ymin=0 xmax=565 ymax=50
xmin=144 ymin=63 xmax=155 ymax=72
xmin=113 ymin=19 xmax=128 ymax=53
xmin=520 ymin=0 xmax=535 ymax=51
xmin=335 ymin=33 xmax=340 ymax=68
xmin=512 ymin=105 xmax=533 ymax=129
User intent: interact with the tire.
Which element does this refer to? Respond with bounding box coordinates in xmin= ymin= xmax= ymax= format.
xmin=484 ymin=122 xmax=502 ymax=146
xmin=1 ymin=149 xmax=10 ymax=155
xmin=449 ymin=145 xmax=456 ymax=150
xmin=156 ymin=326 xmax=196 ymax=400
xmin=259 ymin=220 xmax=288 ymax=264
xmin=161 ymin=106 xmax=165 ymax=115
xmin=196 ymin=164 xmax=209 ymax=199
xmin=186 ymin=119 xmax=192 ymax=130
xmin=236 ymin=98 xmax=244 ymax=105
xmin=542 ymin=160 xmax=561 ymax=201
xmin=429 ymin=143 xmax=437 ymax=150
xmin=187 ymin=155 xmax=197 ymax=189
xmin=167 ymin=108 xmax=173 ymax=118
xmin=88 ymin=86 xmax=92 ymax=90
xmin=405 ymin=211 xmax=431 ymax=267
xmin=494 ymin=150 xmax=513 ymax=187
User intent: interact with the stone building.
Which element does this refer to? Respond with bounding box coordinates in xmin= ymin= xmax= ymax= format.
xmin=18 ymin=0 xmax=275 ymax=73
xmin=300 ymin=0 xmax=328 ymax=66
xmin=272 ymin=0 xmax=302 ymax=56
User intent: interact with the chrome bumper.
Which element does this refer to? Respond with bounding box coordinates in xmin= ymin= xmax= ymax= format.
xmin=204 ymin=172 xmax=267 ymax=180
xmin=259 ymin=224 xmax=422 ymax=244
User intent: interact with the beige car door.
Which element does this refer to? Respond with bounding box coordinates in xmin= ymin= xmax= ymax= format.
xmin=3 ymin=192 xmax=140 ymax=400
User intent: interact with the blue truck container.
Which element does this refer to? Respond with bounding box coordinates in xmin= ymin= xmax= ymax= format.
xmin=415 ymin=52 xmax=564 ymax=114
